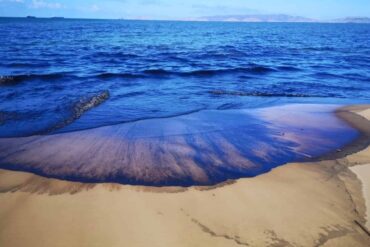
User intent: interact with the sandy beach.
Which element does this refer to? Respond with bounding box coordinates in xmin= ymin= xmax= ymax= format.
xmin=345 ymin=107 xmax=370 ymax=230
xmin=0 ymin=105 xmax=369 ymax=247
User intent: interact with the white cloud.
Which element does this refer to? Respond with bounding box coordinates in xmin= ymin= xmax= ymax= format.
xmin=29 ymin=0 xmax=63 ymax=9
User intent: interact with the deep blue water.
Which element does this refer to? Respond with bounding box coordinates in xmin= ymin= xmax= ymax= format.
xmin=1 ymin=18 xmax=370 ymax=138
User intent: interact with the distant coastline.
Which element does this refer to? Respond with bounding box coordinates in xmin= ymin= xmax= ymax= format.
xmin=196 ymin=15 xmax=370 ymax=24
xmin=23 ymin=16 xmax=64 ymax=20
xmin=0 ymin=15 xmax=369 ymax=24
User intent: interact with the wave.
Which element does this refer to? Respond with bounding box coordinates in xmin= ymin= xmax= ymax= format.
xmin=118 ymin=91 xmax=145 ymax=97
xmin=0 ymin=73 xmax=67 ymax=85
xmin=209 ymin=90 xmax=317 ymax=98
xmin=0 ymin=65 xmax=283 ymax=84
xmin=92 ymin=51 xmax=140 ymax=59
xmin=96 ymin=66 xmax=277 ymax=80
xmin=4 ymin=62 xmax=51 ymax=68
xmin=290 ymin=47 xmax=336 ymax=52
xmin=97 ymin=72 xmax=144 ymax=79
xmin=45 ymin=90 xmax=110 ymax=133
xmin=313 ymin=72 xmax=370 ymax=82
xmin=313 ymin=72 xmax=341 ymax=78
xmin=181 ymin=67 xmax=277 ymax=76
xmin=143 ymin=69 xmax=171 ymax=75
xmin=217 ymin=103 xmax=244 ymax=110
xmin=276 ymin=66 xmax=302 ymax=72
xmin=299 ymin=81 xmax=363 ymax=92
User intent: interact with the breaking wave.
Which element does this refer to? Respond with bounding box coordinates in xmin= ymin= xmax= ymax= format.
xmin=95 ymin=66 xmax=278 ymax=80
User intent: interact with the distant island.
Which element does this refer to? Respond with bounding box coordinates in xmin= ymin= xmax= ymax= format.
xmin=24 ymin=16 xmax=65 ymax=20
xmin=194 ymin=14 xmax=370 ymax=23
xmin=333 ymin=17 xmax=370 ymax=23
xmin=197 ymin=14 xmax=316 ymax=23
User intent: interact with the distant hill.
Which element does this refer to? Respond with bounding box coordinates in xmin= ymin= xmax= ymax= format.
xmin=197 ymin=14 xmax=316 ymax=23
xmin=333 ymin=17 xmax=370 ymax=23
xmin=193 ymin=14 xmax=370 ymax=24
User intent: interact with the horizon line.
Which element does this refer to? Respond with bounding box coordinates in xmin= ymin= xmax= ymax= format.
xmin=0 ymin=15 xmax=369 ymax=24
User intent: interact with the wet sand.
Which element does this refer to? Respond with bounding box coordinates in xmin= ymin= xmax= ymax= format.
xmin=0 ymin=105 xmax=369 ymax=246
xmin=0 ymin=104 xmax=358 ymax=186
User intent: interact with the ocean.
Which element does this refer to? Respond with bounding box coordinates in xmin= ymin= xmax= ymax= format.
xmin=1 ymin=18 xmax=370 ymax=138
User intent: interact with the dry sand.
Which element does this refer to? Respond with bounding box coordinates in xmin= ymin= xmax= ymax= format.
xmin=0 ymin=105 xmax=369 ymax=247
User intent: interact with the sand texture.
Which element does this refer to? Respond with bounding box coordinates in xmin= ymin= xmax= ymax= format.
xmin=0 ymin=105 xmax=369 ymax=247
xmin=350 ymin=164 xmax=370 ymax=229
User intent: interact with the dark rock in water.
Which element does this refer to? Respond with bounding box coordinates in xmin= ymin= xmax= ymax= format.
xmin=0 ymin=90 xmax=110 ymax=136
xmin=0 ymin=76 xmax=19 ymax=85
xmin=73 ymin=90 xmax=110 ymax=119
xmin=0 ymin=73 xmax=67 ymax=86
xmin=46 ymin=90 xmax=110 ymax=133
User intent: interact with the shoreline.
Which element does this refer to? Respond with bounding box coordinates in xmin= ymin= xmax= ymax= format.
xmin=0 ymin=104 xmax=369 ymax=246
xmin=0 ymin=103 xmax=361 ymax=187
xmin=0 ymin=104 xmax=368 ymax=191
xmin=315 ymin=105 xmax=370 ymax=161
xmin=0 ymin=104 xmax=368 ymax=193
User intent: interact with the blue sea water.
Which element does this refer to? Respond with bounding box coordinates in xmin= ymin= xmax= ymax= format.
xmin=1 ymin=18 xmax=370 ymax=137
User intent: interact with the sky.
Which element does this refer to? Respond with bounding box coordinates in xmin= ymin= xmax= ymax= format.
xmin=0 ymin=0 xmax=369 ymax=20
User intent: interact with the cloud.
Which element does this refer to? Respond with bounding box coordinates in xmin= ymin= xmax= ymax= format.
xmin=29 ymin=0 xmax=63 ymax=9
